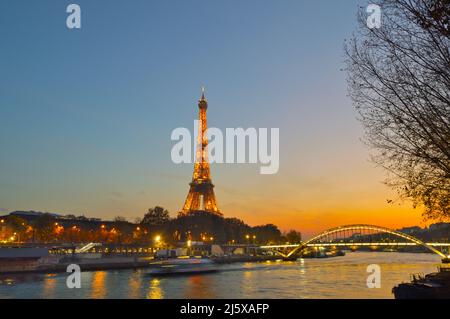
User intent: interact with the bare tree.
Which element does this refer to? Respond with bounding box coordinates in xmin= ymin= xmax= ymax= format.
xmin=345 ymin=0 xmax=450 ymax=219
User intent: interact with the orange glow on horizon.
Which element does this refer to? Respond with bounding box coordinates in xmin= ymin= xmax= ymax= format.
xmin=226 ymin=205 xmax=429 ymax=239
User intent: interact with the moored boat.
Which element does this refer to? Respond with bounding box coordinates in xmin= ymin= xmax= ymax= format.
xmin=0 ymin=247 xmax=49 ymax=273
xmin=393 ymin=266 xmax=450 ymax=299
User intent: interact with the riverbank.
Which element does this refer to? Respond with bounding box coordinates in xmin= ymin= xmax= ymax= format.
xmin=0 ymin=256 xmax=152 ymax=275
xmin=38 ymin=256 xmax=151 ymax=273
xmin=0 ymin=254 xmax=285 ymax=274
xmin=211 ymin=255 xmax=282 ymax=263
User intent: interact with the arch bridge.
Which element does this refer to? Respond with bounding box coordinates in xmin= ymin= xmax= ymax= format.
xmin=260 ymin=224 xmax=449 ymax=260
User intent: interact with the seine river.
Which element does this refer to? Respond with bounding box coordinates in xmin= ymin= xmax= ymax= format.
xmin=0 ymin=252 xmax=442 ymax=299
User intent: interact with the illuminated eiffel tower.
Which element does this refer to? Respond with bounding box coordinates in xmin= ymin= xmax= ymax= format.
xmin=180 ymin=88 xmax=222 ymax=216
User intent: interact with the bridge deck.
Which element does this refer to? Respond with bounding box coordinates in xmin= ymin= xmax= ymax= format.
xmin=260 ymin=243 xmax=450 ymax=249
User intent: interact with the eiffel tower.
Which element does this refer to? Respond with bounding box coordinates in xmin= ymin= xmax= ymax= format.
xmin=180 ymin=88 xmax=222 ymax=216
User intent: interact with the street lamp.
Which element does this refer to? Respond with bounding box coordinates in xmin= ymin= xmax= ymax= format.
xmin=187 ymin=239 xmax=192 ymax=256
xmin=154 ymin=235 xmax=162 ymax=248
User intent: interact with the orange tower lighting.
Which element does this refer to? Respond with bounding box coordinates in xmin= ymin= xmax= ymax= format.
xmin=180 ymin=88 xmax=222 ymax=216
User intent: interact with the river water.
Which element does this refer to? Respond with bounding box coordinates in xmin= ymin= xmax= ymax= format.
xmin=0 ymin=252 xmax=442 ymax=299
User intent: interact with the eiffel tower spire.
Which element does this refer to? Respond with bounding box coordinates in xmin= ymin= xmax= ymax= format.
xmin=179 ymin=88 xmax=222 ymax=216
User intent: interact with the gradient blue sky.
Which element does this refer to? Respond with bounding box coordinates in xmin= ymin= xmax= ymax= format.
xmin=0 ymin=0 xmax=426 ymax=237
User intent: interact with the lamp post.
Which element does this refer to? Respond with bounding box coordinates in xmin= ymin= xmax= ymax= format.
xmin=187 ymin=239 xmax=192 ymax=256
xmin=0 ymin=219 xmax=5 ymax=242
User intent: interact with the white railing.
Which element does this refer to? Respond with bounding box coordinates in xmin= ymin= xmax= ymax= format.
xmin=75 ymin=242 xmax=102 ymax=253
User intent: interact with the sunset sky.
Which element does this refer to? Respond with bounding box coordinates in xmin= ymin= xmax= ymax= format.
xmin=0 ymin=1 xmax=429 ymax=238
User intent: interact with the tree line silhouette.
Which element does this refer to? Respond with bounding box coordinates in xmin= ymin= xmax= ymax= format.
xmin=0 ymin=207 xmax=302 ymax=246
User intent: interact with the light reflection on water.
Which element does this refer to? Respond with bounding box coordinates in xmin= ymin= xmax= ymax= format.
xmin=91 ymin=271 xmax=107 ymax=299
xmin=128 ymin=272 xmax=143 ymax=299
xmin=147 ymin=278 xmax=163 ymax=299
xmin=42 ymin=274 xmax=57 ymax=298
xmin=0 ymin=252 xmax=442 ymax=299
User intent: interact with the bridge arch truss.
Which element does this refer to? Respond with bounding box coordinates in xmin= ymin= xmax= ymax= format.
xmin=266 ymin=224 xmax=448 ymax=259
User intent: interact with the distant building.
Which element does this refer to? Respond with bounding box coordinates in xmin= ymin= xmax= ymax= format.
xmin=9 ymin=210 xmax=61 ymax=219
xmin=429 ymin=222 xmax=450 ymax=231
xmin=0 ymin=211 xmax=122 ymax=238
xmin=398 ymin=226 xmax=422 ymax=234
xmin=0 ymin=211 xmax=105 ymax=225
